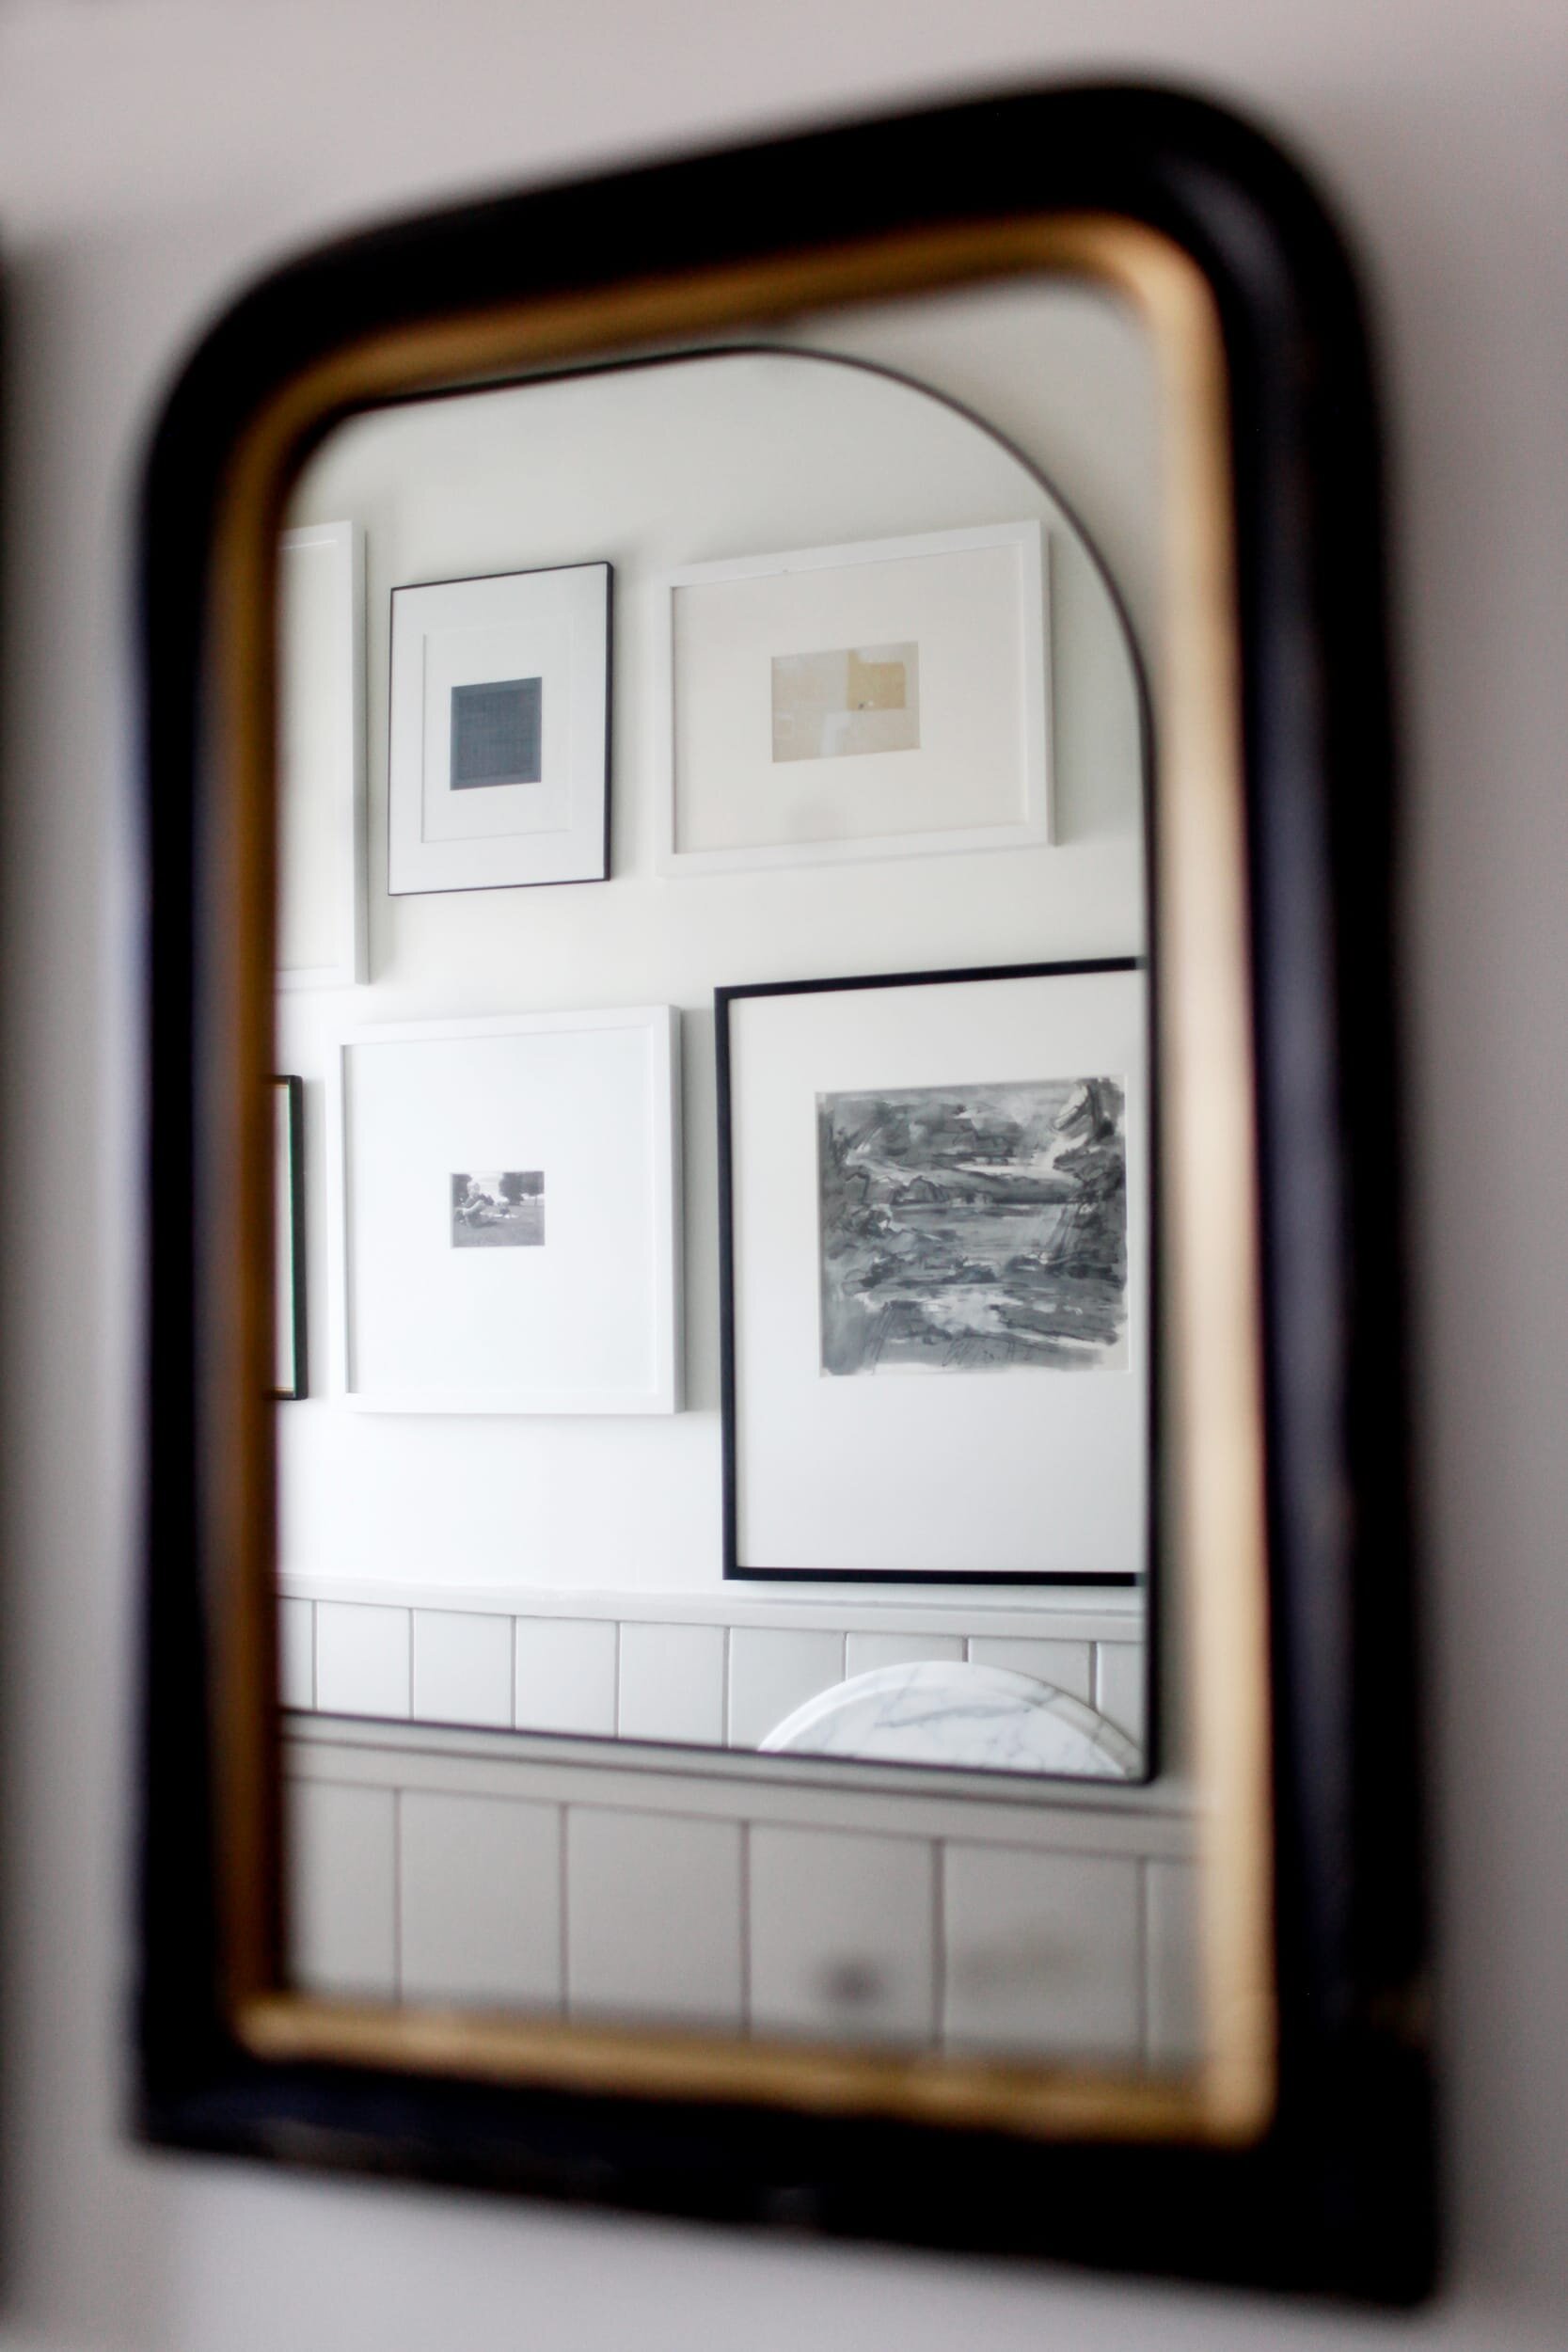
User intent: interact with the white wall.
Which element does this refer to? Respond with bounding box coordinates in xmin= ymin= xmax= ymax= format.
xmin=0 ymin=3 xmax=1563 ymax=2348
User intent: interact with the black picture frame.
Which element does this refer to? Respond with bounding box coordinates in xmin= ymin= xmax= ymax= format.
xmin=270 ymin=1075 xmax=308 ymax=1403
xmin=136 ymin=85 xmax=1433 ymax=2302
xmin=716 ymin=960 xmax=1149 ymax=1590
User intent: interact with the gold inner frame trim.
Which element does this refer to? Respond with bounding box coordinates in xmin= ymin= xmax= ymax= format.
xmin=201 ymin=213 xmax=1275 ymax=2147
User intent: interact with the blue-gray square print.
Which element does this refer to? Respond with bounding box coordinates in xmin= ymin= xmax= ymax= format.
xmin=451 ymin=675 xmax=543 ymax=788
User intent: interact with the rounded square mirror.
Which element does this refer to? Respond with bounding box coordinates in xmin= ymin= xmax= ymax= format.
xmin=136 ymin=83 xmax=1431 ymax=2301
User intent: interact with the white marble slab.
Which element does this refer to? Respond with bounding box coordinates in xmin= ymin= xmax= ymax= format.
xmin=759 ymin=1661 xmax=1140 ymax=1779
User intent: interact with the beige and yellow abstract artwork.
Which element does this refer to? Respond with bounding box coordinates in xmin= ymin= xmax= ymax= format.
xmin=771 ymin=641 xmax=920 ymax=762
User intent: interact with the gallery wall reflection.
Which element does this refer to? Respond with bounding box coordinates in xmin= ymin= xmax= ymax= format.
xmin=273 ymin=322 xmax=1156 ymax=1788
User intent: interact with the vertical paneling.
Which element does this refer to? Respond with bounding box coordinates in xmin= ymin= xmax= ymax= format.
xmin=514 ymin=1617 xmax=617 ymax=1736
xmin=411 ymin=1609 xmax=512 ymax=1728
xmin=399 ymin=1791 xmax=562 ymax=2008
xmin=749 ymin=1824 xmax=936 ymax=2044
xmin=315 ymin=1600 xmax=411 ymax=1719
xmin=1144 ymin=1858 xmax=1204 ymax=2068
xmin=942 ymin=1843 xmax=1141 ymax=2059
xmin=728 ymin=1628 xmax=844 ymax=1747
xmin=966 ymin=1635 xmax=1094 ymax=1703
xmin=617 ymin=1623 xmax=725 ymax=1745
xmin=1095 ymin=1642 xmax=1147 ymax=1748
xmin=844 ymin=1632 xmax=965 ymax=1677
xmin=277 ymin=1597 xmax=315 ymax=1709
xmin=566 ymin=1808 xmax=742 ymax=2026
xmin=289 ymin=1780 xmax=397 ymax=1996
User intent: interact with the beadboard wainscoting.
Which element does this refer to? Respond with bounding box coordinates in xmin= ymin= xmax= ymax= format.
xmin=278 ymin=1581 xmax=1149 ymax=1755
xmin=286 ymin=1715 xmax=1197 ymax=2065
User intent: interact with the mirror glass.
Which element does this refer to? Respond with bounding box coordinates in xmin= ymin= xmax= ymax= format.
xmin=274 ymin=280 xmax=1199 ymax=2070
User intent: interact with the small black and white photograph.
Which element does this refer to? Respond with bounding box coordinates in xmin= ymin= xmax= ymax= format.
xmin=451 ymin=1169 xmax=546 ymax=1248
xmin=816 ymin=1077 xmax=1127 ymax=1374
xmin=771 ymin=640 xmax=920 ymax=762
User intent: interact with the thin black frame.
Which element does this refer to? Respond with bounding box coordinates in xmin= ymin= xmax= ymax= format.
xmin=386 ymin=558 xmax=613 ymax=896
xmin=269 ymin=1075 xmax=308 ymax=1402
xmin=136 ymin=84 xmax=1433 ymax=2302
xmin=716 ymin=960 xmax=1148 ymax=1590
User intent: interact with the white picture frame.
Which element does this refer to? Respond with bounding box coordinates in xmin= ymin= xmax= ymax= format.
xmin=330 ymin=1007 xmax=681 ymax=1415
xmin=718 ymin=962 xmax=1148 ymax=1580
xmin=657 ymin=521 xmax=1049 ymax=876
xmin=388 ymin=563 xmax=611 ymax=895
xmin=277 ymin=520 xmax=368 ymax=988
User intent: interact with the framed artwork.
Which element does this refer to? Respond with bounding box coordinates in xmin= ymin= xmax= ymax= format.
xmin=388 ymin=562 xmax=611 ymax=894
xmin=271 ymin=1076 xmax=308 ymax=1400
xmin=717 ymin=961 xmax=1148 ymax=1581
xmin=657 ymin=521 xmax=1049 ymax=875
xmin=330 ymin=1006 xmax=681 ymax=1413
xmin=277 ymin=519 xmax=367 ymax=988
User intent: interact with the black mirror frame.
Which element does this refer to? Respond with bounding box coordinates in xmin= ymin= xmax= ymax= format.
xmin=136 ymin=83 xmax=1433 ymax=2302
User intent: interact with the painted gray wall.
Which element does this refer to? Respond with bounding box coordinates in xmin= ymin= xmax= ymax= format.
xmin=0 ymin=2 xmax=1561 ymax=2346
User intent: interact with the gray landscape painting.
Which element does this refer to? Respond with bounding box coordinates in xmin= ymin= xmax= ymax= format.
xmin=451 ymin=1170 xmax=545 ymax=1248
xmin=817 ymin=1078 xmax=1128 ymax=1375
